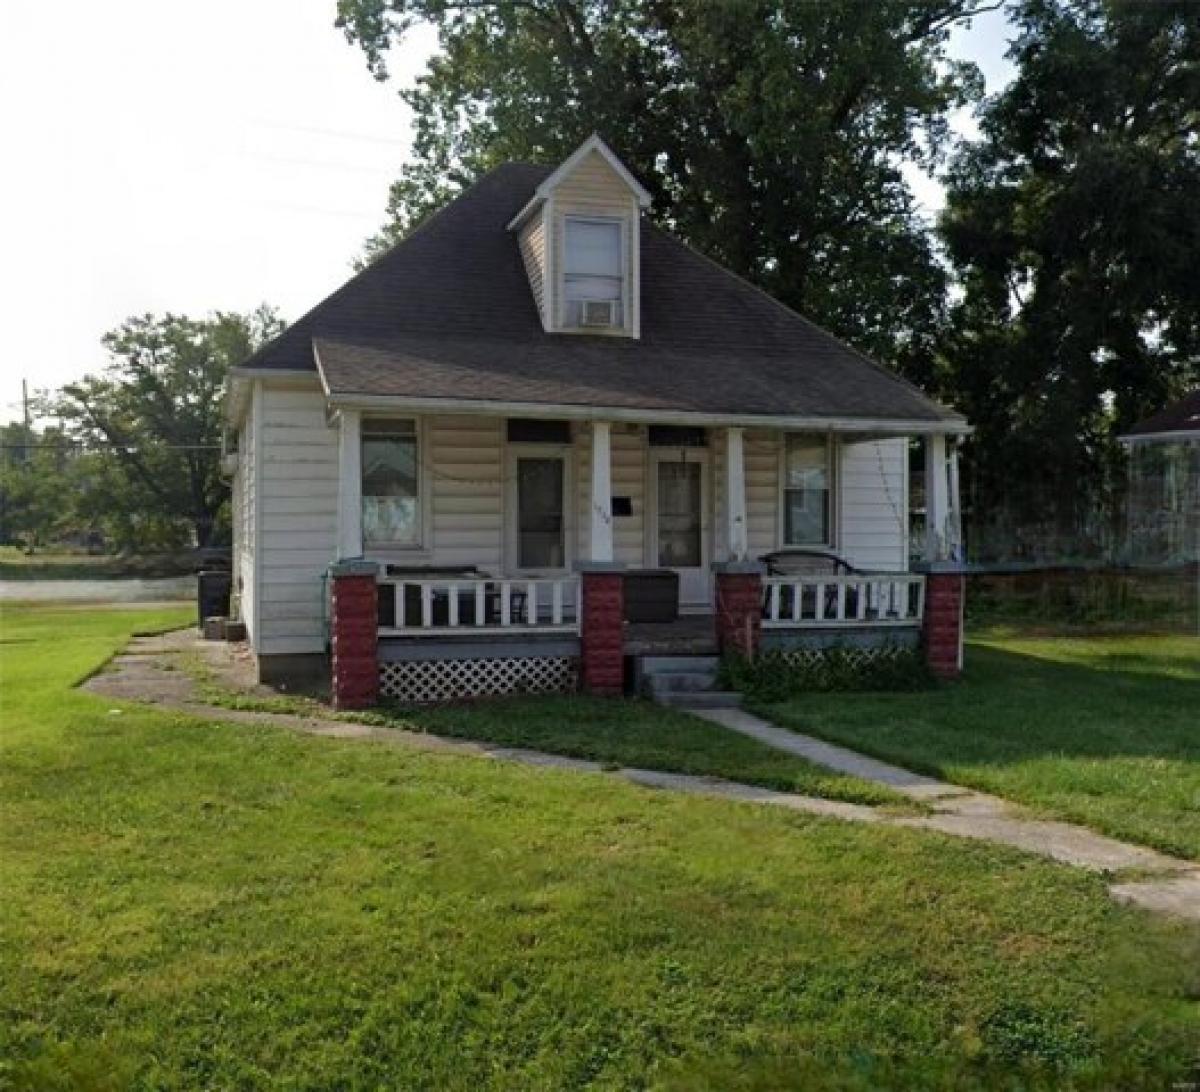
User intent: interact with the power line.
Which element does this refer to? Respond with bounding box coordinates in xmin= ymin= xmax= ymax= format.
xmin=249 ymin=119 xmax=410 ymax=148
xmin=238 ymin=151 xmax=400 ymax=177
xmin=1 ymin=442 xmax=222 ymax=451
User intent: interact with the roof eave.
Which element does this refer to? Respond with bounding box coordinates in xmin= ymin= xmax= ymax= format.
xmin=1120 ymin=428 xmax=1200 ymax=444
xmin=508 ymin=134 xmax=652 ymax=233
xmin=319 ymin=389 xmax=970 ymax=435
xmin=505 ymin=193 xmax=544 ymax=233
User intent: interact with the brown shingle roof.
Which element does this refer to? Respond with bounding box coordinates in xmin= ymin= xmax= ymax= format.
xmin=1123 ymin=390 xmax=1200 ymax=439
xmin=241 ymin=162 xmax=964 ymax=426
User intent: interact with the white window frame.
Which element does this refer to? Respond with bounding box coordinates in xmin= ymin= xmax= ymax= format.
xmin=505 ymin=441 xmax=575 ymax=575
xmin=560 ymin=214 xmax=627 ymax=333
xmin=361 ymin=415 xmax=431 ymax=554
xmin=778 ymin=432 xmax=837 ymax=549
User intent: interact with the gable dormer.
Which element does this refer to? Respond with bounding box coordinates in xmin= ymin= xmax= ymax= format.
xmin=508 ymin=135 xmax=651 ymax=338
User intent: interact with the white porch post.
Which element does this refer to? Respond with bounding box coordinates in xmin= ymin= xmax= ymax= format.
xmin=588 ymin=420 xmax=614 ymax=562
xmin=924 ymin=432 xmax=950 ymax=561
xmin=725 ymin=426 xmax=749 ymax=560
xmin=947 ymin=439 xmax=963 ymax=561
xmin=337 ymin=408 xmax=363 ymax=559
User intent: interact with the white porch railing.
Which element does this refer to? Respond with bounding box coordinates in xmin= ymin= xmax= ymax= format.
xmin=762 ymin=574 xmax=925 ymax=628
xmin=378 ymin=576 xmax=580 ymax=637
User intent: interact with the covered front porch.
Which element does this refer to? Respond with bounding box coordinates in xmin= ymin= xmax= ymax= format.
xmin=325 ymin=404 xmax=966 ymax=706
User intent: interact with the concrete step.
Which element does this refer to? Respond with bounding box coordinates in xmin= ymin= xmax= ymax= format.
xmin=647 ymin=671 xmax=719 ymax=694
xmin=656 ymin=690 xmax=742 ymax=710
xmin=638 ymin=655 xmax=721 ymax=675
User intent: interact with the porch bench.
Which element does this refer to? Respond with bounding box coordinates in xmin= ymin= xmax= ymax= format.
xmin=759 ymin=551 xmax=923 ymax=625
xmin=760 ymin=549 xmax=857 ymax=619
xmin=377 ymin=566 xmax=486 ymax=629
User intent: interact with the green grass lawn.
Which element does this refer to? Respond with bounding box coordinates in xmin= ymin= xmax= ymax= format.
xmin=750 ymin=632 xmax=1200 ymax=861
xmin=365 ymin=696 xmax=902 ymax=807
xmin=2 ymin=605 xmax=1199 ymax=1089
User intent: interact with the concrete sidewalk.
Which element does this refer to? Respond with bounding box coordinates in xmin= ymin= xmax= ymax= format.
xmin=85 ymin=630 xmax=1200 ymax=923
xmin=693 ymin=706 xmax=1200 ymax=921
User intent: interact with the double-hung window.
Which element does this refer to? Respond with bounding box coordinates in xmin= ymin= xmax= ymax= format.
xmin=362 ymin=418 xmax=421 ymax=547
xmin=783 ymin=434 xmax=832 ymax=546
xmin=563 ymin=217 xmax=623 ymax=328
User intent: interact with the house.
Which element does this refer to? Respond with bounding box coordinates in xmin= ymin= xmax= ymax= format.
xmin=226 ymin=136 xmax=968 ymax=707
xmin=1120 ymin=390 xmax=1200 ymax=564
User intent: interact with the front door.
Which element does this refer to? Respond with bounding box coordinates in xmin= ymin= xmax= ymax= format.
xmin=507 ymin=447 xmax=572 ymax=574
xmin=649 ymin=449 xmax=710 ymax=610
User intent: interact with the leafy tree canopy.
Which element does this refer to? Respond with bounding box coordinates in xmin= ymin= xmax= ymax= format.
xmin=337 ymin=0 xmax=997 ymax=381
xmin=45 ymin=307 xmax=284 ymax=548
xmin=941 ymin=0 xmax=1200 ymax=522
xmin=0 ymin=422 xmax=74 ymax=551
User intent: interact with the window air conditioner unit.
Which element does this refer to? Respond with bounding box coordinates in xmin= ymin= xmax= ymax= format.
xmin=580 ymin=299 xmax=617 ymax=327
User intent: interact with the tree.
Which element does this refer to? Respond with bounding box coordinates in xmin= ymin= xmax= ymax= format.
xmin=48 ymin=307 xmax=285 ymax=549
xmin=0 ymin=422 xmax=74 ymax=552
xmin=940 ymin=0 xmax=1200 ymax=547
xmin=336 ymin=0 xmax=997 ymax=381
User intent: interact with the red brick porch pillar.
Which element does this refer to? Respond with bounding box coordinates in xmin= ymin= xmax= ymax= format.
xmin=920 ymin=564 xmax=965 ymax=679
xmin=714 ymin=562 xmax=765 ymax=659
xmin=578 ymin=564 xmax=624 ymax=696
xmin=328 ymin=560 xmax=379 ymax=710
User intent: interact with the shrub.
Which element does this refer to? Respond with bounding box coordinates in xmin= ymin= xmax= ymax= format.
xmin=719 ymin=645 xmax=934 ymax=700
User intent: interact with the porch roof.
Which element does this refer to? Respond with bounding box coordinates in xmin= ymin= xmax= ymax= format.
xmin=311 ymin=339 xmax=965 ymax=435
xmin=239 ymin=162 xmax=967 ymax=433
xmin=1120 ymin=389 xmax=1200 ymax=443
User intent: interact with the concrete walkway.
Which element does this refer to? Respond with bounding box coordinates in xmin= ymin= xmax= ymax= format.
xmin=85 ymin=631 xmax=1200 ymax=923
xmin=693 ymin=707 xmax=1200 ymax=921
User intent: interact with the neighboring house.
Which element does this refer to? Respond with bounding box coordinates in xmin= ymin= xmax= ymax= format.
xmin=1120 ymin=390 xmax=1200 ymax=563
xmin=226 ymin=136 xmax=968 ymax=704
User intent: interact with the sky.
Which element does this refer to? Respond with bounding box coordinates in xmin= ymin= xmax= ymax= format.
xmin=0 ymin=1 xmax=1014 ymax=426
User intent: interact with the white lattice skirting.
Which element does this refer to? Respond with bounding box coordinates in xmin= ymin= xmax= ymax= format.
xmin=379 ymin=656 xmax=579 ymax=703
xmin=773 ymin=645 xmax=909 ymax=670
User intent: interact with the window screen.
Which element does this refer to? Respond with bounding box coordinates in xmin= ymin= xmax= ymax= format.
xmin=657 ymin=461 xmax=702 ymax=568
xmin=362 ymin=419 xmax=420 ymax=546
xmin=517 ymin=457 xmax=566 ymax=568
xmin=564 ymin=218 xmax=623 ymax=327
xmin=783 ymin=435 xmax=831 ymax=546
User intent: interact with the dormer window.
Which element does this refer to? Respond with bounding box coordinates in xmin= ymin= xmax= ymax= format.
xmin=563 ymin=217 xmax=623 ymax=329
xmin=508 ymin=134 xmax=648 ymax=336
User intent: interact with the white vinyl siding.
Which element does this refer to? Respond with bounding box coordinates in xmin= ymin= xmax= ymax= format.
xmin=611 ymin=426 xmax=647 ymax=565
xmin=234 ymin=382 xmax=259 ymax=644
xmin=246 ymin=401 xmax=912 ymax=659
xmin=256 ymin=383 xmax=338 ymax=654
xmin=719 ymin=430 xmax=907 ymax=570
xmin=518 ymin=212 xmax=547 ymax=323
xmin=745 ymin=430 xmax=779 ymax=558
xmin=428 ymin=415 xmax=504 ymax=572
xmin=546 ymin=149 xmax=640 ymax=336
xmin=837 ymin=438 xmax=909 ymax=571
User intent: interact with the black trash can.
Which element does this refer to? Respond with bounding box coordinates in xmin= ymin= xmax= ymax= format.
xmin=623 ymin=569 xmax=679 ymax=623
xmin=197 ymin=569 xmax=232 ymax=628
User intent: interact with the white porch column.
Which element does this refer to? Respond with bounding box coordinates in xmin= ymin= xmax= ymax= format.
xmin=947 ymin=439 xmax=963 ymax=561
xmin=588 ymin=420 xmax=614 ymax=562
xmin=924 ymin=432 xmax=950 ymax=561
xmin=337 ymin=408 xmax=363 ymax=559
xmin=725 ymin=426 xmax=749 ymax=560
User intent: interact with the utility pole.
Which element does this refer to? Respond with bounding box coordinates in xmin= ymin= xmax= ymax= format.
xmin=21 ymin=378 xmax=30 ymax=464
